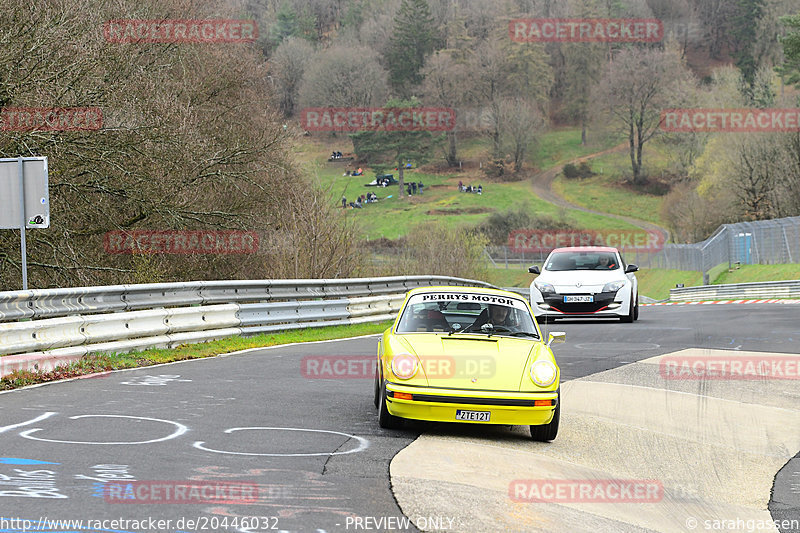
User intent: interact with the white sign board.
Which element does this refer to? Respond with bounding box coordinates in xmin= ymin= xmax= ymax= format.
xmin=0 ymin=157 xmax=49 ymax=229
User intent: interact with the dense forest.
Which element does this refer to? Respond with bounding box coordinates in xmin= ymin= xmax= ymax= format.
xmin=1 ymin=0 xmax=799 ymax=288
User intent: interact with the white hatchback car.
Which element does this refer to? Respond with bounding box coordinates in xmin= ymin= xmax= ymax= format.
xmin=529 ymin=246 xmax=639 ymax=322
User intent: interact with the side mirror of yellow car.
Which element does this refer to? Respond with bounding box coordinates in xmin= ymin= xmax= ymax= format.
xmin=547 ymin=332 xmax=566 ymax=347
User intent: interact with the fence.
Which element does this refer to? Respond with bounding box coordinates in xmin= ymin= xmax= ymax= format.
xmin=0 ymin=276 xmax=495 ymax=378
xmin=487 ymin=216 xmax=800 ymax=283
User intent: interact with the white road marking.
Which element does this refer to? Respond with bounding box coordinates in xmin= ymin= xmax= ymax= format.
xmin=18 ymin=414 xmax=188 ymax=445
xmin=0 ymin=412 xmax=57 ymax=434
xmin=194 ymin=427 xmax=369 ymax=457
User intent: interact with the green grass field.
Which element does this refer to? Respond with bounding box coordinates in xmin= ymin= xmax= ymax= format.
xmin=304 ymin=131 xmax=643 ymax=240
xmin=553 ymin=174 xmax=666 ymax=226
xmin=551 ymin=143 xmax=670 ymax=226
xmin=713 ymin=264 xmax=800 ymax=285
xmin=530 ymin=128 xmax=624 ymax=171
xmin=634 ymin=269 xmax=704 ymax=300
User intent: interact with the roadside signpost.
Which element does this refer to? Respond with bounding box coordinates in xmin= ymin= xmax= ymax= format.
xmin=0 ymin=157 xmax=50 ymax=289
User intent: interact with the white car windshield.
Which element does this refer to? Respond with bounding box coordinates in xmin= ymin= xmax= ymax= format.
xmin=396 ymin=292 xmax=539 ymax=338
xmin=545 ymin=251 xmax=619 ymax=271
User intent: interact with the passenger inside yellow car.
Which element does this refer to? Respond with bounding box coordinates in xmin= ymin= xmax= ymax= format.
xmin=466 ymin=304 xmax=516 ymax=331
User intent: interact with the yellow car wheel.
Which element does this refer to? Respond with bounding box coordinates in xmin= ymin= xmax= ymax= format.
xmin=378 ymin=381 xmax=403 ymax=429
xmin=373 ymin=362 xmax=380 ymax=409
xmin=530 ymin=389 xmax=560 ymax=442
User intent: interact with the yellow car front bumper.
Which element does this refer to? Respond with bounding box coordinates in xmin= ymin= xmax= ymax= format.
xmin=385 ymin=381 xmax=558 ymax=426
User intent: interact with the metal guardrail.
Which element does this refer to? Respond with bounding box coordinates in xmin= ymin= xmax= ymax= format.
xmin=0 ymin=276 xmax=492 ymax=322
xmin=669 ymin=280 xmax=800 ymax=301
xmin=0 ymin=276 xmax=495 ymax=378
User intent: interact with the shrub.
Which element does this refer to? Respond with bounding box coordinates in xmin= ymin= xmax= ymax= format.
xmin=477 ymin=206 xmax=573 ymax=245
xmin=577 ymin=161 xmax=594 ymax=178
xmin=483 ymin=159 xmax=505 ymax=179
xmin=394 ymin=225 xmax=490 ymax=281
xmin=563 ymin=162 xmax=594 ymax=179
xmin=562 ymin=163 xmax=580 ymax=178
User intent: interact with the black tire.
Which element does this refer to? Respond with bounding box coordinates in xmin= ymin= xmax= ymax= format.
xmin=620 ymin=294 xmax=635 ymax=323
xmin=633 ymin=294 xmax=639 ymax=321
xmin=530 ymin=390 xmax=560 ymax=442
xmin=378 ymin=381 xmax=403 ymax=429
xmin=373 ymin=362 xmax=380 ymax=409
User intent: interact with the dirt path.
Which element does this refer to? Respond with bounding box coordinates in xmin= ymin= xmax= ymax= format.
xmin=529 ymin=142 xmax=671 ymax=242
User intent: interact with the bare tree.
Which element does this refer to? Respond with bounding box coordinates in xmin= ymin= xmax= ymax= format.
xmin=356 ymin=0 xmax=401 ymax=65
xmin=646 ymin=0 xmax=699 ymax=60
xmin=731 ymin=135 xmax=782 ymax=220
xmin=467 ymin=34 xmax=508 ymax=160
xmin=498 ymin=97 xmax=545 ymax=173
xmin=420 ymin=51 xmax=469 ymax=166
xmin=660 ymin=183 xmax=734 ymax=243
xmin=270 ymin=36 xmax=315 ymax=116
xmin=396 ymin=224 xmax=488 ymax=281
xmin=467 ymin=31 xmax=552 ymax=173
xmin=560 ymin=41 xmax=604 ymax=145
xmin=777 ymin=131 xmax=800 ymax=216
xmin=0 ymin=0 xmax=362 ymax=288
xmin=298 ymin=44 xmax=389 ymax=108
xmin=596 ymin=47 xmax=694 ymax=185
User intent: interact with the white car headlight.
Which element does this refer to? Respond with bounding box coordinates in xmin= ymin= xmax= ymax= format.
xmin=534 ymin=280 xmax=555 ymax=294
xmin=391 ymin=354 xmax=418 ymax=380
xmin=602 ymin=280 xmax=626 ymax=293
xmin=529 ymin=360 xmax=557 ymax=387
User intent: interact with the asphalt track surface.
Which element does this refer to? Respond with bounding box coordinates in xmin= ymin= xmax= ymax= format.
xmin=0 ymin=303 xmax=798 ymax=533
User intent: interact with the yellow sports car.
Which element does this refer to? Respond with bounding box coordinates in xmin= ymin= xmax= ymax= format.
xmin=374 ymin=286 xmax=565 ymax=441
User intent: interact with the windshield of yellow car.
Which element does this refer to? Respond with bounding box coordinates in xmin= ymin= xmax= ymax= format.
xmin=396 ymin=292 xmax=539 ymax=338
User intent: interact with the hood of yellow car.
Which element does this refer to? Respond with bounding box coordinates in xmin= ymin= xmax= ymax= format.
xmin=398 ymin=333 xmax=537 ymax=391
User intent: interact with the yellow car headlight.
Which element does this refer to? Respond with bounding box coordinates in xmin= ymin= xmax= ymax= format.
xmin=391 ymin=354 xmax=418 ymax=380
xmin=530 ymin=360 xmax=557 ymax=387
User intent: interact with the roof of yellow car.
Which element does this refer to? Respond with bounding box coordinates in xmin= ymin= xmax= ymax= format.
xmin=406 ymin=285 xmax=522 ymax=298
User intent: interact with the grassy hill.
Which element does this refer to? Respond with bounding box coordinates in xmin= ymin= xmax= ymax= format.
xmin=300 ymin=129 xmax=645 ymax=241
xmin=295 ymin=130 xmax=800 ymax=294
xmin=551 ymin=139 xmax=673 ymax=226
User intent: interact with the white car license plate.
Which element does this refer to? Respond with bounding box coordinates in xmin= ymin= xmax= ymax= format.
xmin=564 ymin=295 xmax=593 ymax=303
xmin=455 ymin=410 xmax=490 ymax=421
